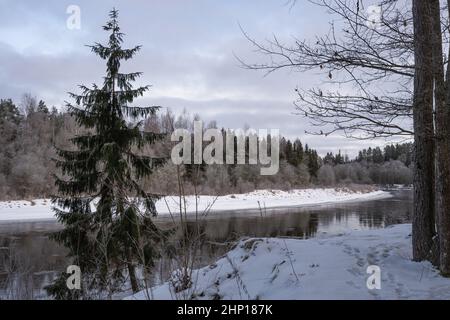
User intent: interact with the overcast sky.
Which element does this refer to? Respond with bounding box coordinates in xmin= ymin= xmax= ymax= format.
xmin=0 ymin=0 xmax=404 ymax=157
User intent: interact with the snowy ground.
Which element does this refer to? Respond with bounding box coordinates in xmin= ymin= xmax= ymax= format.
xmin=0 ymin=188 xmax=391 ymax=222
xmin=126 ymin=224 xmax=450 ymax=300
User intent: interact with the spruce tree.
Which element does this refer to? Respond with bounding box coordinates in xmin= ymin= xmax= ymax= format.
xmin=47 ymin=9 xmax=166 ymax=298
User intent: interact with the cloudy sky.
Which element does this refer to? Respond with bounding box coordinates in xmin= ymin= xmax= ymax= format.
xmin=0 ymin=0 xmax=401 ymax=157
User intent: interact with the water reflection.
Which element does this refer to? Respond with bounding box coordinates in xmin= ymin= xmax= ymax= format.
xmin=0 ymin=188 xmax=412 ymax=299
xmin=0 ymin=230 xmax=67 ymax=299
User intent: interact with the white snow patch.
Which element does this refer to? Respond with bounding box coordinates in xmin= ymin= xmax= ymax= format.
xmin=126 ymin=224 xmax=450 ymax=300
xmin=0 ymin=188 xmax=391 ymax=222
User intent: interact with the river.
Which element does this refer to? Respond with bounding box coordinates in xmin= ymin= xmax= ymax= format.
xmin=0 ymin=188 xmax=412 ymax=299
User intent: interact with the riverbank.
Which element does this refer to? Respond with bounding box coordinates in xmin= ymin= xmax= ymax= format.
xmin=126 ymin=224 xmax=450 ymax=300
xmin=0 ymin=187 xmax=391 ymax=222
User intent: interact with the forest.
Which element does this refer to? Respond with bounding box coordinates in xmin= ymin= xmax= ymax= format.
xmin=0 ymin=96 xmax=412 ymax=200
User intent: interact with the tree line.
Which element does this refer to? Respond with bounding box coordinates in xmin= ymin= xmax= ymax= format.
xmin=0 ymin=95 xmax=414 ymax=201
xmin=319 ymin=144 xmax=413 ymax=186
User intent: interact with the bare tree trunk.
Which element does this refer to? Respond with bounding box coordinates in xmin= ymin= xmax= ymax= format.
xmin=434 ymin=0 xmax=450 ymax=276
xmin=429 ymin=0 xmax=445 ymax=268
xmin=412 ymin=0 xmax=436 ymax=262
xmin=127 ymin=252 xmax=139 ymax=293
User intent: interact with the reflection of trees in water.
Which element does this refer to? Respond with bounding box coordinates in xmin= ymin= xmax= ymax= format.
xmin=199 ymin=213 xmax=319 ymax=241
xmin=0 ymin=233 xmax=67 ymax=299
xmin=358 ymin=212 xmax=385 ymax=229
xmin=358 ymin=198 xmax=412 ymax=228
xmin=314 ymin=191 xmax=413 ymax=230
xmin=383 ymin=206 xmax=412 ymax=226
xmin=0 ymin=221 xmax=61 ymax=235
xmin=152 ymin=213 xmax=320 ymax=286
xmin=159 ymin=213 xmax=318 ymax=246
xmin=317 ymin=209 xmax=346 ymax=226
xmin=315 ymin=209 xmax=360 ymax=232
xmin=0 ymin=189 xmax=413 ymax=298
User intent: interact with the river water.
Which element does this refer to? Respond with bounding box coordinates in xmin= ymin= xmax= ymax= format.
xmin=0 ymin=188 xmax=412 ymax=299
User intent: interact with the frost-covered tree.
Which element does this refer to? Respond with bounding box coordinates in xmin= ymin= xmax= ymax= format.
xmin=317 ymin=165 xmax=336 ymax=186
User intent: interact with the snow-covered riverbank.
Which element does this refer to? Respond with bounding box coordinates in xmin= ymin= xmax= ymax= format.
xmin=126 ymin=224 xmax=450 ymax=300
xmin=0 ymin=188 xmax=391 ymax=222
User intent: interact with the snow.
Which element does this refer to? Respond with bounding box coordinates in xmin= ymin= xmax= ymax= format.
xmin=125 ymin=224 xmax=450 ymax=300
xmin=0 ymin=188 xmax=391 ymax=222
xmin=0 ymin=199 xmax=55 ymax=221
xmin=161 ymin=188 xmax=391 ymax=216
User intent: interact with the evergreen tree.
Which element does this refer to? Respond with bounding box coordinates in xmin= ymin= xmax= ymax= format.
xmin=293 ymin=139 xmax=304 ymax=163
xmin=335 ymin=150 xmax=344 ymax=165
xmin=323 ymin=152 xmax=335 ymax=165
xmin=0 ymin=99 xmax=23 ymax=178
xmin=0 ymin=99 xmax=22 ymax=124
xmin=37 ymin=100 xmax=49 ymax=114
xmin=47 ymin=9 xmax=166 ymax=298
xmin=357 ymin=151 xmax=363 ymax=162
xmin=372 ymin=147 xmax=384 ymax=163
xmin=366 ymin=147 xmax=373 ymax=162
xmin=306 ymin=148 xmax=320 ymax=178
xmin=285 ymin=140 xmax=293 ymax=163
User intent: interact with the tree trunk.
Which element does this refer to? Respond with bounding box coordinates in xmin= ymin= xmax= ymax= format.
xmin=430 ymin=0 xmax=445 ymax=268
xmin=128 ymin=263 xmax=139 ymax=293
xmin=412 ymin=0 xmax=436 ymax=262
xmin=127 ymin=250 xmax=139 ymax=293
xmin=434 ymin=0 xmax=450 ymax=275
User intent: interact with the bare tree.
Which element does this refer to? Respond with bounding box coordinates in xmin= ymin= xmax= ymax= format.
xmin=240 ymin=0 xmax=450 ymax=272
xmin=410 ymin=0 xmax=436 ymax=263
xmin=239 ymin=0 xmax=415 ymax=139
xmin=430 ymin=0 xmax=450 ymax=274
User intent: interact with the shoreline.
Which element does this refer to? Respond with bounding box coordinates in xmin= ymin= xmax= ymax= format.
xmin=0 ymin=187 xmax=393 ymax=223
xmin=158 ymin=189 xmax=392 ymax=220
xmin=126 ymin=224 xmax=450 ymax=300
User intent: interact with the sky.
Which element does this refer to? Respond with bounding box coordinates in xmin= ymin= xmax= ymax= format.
xmin=0 ymin=0 xmax=405 ymax=157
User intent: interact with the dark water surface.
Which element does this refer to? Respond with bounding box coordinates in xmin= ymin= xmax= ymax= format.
xmin=0 ymin=188 xmax=412 ymax=299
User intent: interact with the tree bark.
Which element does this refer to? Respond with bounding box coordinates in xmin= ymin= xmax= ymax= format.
xmin=434 ymin=0 xmax=450 ymax=275
xmin=412 ymin=0 xmax=436 ymax=262
xmin=127 ymin=249 xmax=139 ymax=293
xmin=430 ymin=0 xmax=445 ymax=268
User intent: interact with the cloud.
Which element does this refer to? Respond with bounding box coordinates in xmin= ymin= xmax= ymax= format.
xmin=0 ymin=0 xmax=404 ymax=157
